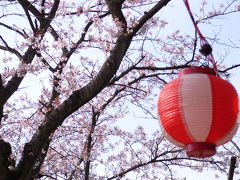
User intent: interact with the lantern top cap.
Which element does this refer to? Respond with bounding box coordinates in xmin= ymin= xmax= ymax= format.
xmin=179 ymin=67 xmax=216 ymax=77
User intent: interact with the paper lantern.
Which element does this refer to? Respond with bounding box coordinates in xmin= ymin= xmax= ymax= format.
xmin=158 ymin=67 xmax=239 ymax=158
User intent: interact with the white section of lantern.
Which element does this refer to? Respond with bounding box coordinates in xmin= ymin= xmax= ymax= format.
xmin=180 ymin=74 xmax=212 ymax=142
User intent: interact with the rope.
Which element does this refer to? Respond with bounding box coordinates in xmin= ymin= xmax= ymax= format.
xmin=182 ymin=0 xmax=218 ymax=74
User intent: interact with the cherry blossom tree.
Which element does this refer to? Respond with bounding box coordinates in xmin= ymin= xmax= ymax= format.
xmin=0 ymin=0 xmax=240 ymax=179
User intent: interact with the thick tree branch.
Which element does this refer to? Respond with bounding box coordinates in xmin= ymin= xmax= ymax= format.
xmin=21 ymin=3 xmax=36 ymax=32
xmin=17 ymin=0 xmax=59 ymax=34
xmin=105 ymin=0 xmax=127 ymax=28
xmin=132 ymin=0 xmax=171 ymax=34
xmin=17 ymin=0 xmax=43 ymax=21
xmin=0 ymin=138 xmax=16 ymax=179
xmin=15 ymin=31 xmax=133 ymax=180
xmin=15 ymin=1 xmax=172 ymax=178
xmin=3 ymin=46 xmax=36 ymax=103
xmin=3 ymin=0 xmax=59 ymax=106
xmin=2 ymin=1 xmax=60 ymax=179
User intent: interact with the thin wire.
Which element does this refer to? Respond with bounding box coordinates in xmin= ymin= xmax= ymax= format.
xmin=182 ymin=0 xmax=218 ymax=75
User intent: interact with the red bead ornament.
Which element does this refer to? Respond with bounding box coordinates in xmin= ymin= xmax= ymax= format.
xmin=158 ymin=67 xmax=239 ymax=158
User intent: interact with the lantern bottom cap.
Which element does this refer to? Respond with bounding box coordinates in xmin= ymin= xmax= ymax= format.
xmin=186 ymin=142 xmax=216 ymax=158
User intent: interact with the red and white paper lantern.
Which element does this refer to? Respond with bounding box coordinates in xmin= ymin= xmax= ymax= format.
xmin=158 ymin=67 xmax=239 ymax=158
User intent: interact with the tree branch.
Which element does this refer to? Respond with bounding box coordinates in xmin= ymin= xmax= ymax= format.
xmin=69 ymin=12 xmax=109 ymax=55
xmin=0 ymin=74 xmax=3 ymax=122
xmin=107 ymin=152 xmax=224 ymax=180
xmin=28 ymin=138 xmax=51 ymax=179
xmin=17 ymin=0 xmax=59 ymax=35
xmin=21 ymin=3 xmax=36 ymax=32
xmin=84 ymin=108 xmax=98 ymax=180
xmin=131 ymin=0 xmax=171 ymax=34
xmin=219 ymin=64 xmax=240 ymax=73
xmin=0 ymin=138 xmax=15 ymax=179
xmin=3 ymin=46 xmax=36 ymax=103
xmin=17 ymin=0 xmax=43 ymax=21
xmin=15 ymin=1 xmax=172 ymax=178
xmin=0 ymin=35 xmax=23 ymax=59
xmin=0 ymin=22 xmax=26 ymax=38
xmin=105 ymin=0 xmax=127 ymax=28
xmin=3 ymin=0 xmax=60 ymax=106
xmin=134 ymin=64 xmax=190 ymax=71
xmin=15 ymin=30 xmax=133 ymax=180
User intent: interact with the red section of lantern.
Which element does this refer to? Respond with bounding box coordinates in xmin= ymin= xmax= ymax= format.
xmin=158 ymin=67 xmax=239 ymax=158
xmin=159 ymin=78 xmax=192 ymax=145
xmin=207 ymin=76 xmax=239 ymax=143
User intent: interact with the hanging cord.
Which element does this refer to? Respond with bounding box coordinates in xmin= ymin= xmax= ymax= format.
xmin=183 ymin=0 xmax=218 ymax=75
